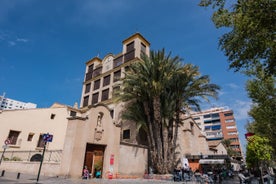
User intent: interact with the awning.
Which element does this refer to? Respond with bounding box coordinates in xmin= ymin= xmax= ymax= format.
xmin=199 ymin=159 xmax=225 ymax=164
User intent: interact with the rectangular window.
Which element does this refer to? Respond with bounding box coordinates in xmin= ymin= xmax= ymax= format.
xmin=123 ymin=129 xmax=130 ymax=139
xmin=212 ymin=125 xmax=221 ymax=130
xmin=103 ymin=75 xmax=111 ymax=87
xmin=204 ymin=120 xmax=212 ymax=124
xmin=211 ymin=113 xmax=219 ymax=118
xmin=101 ymin=89 xmax=109 ymax=101
xmin=50 ymin=113 xmax=56 ymax=119
xmin=203 ymin=114 xmax=211 ymax=119
xmin=229 ymin=138 xmax=238 ymax=142
xmin=83 ymin=96 xmax=89 ymax=107
xmin=193 ymin=117 xmax=200 ymax=120
xmin=228 ymin=131 xmax=237 ymax=135
xmin=27 ymin=133 xmax=34 ymax=141
xmin=85 ymin=72 xmax=93 ymax=81
xmin=141 ymin=42 xmax=146 ymax=55
xmin=224 ymin=112 xmax=233 ymax=117
xmin=113 ymin=86 xmax=120 ymax=95
xmin=225 ymin=119 xmax=234 ymax=123
xmin=93 ymin=67 xmax=102 ymax=77
xmin=88 ymin=64 xmax=94 ymax=73
xmin=113 ymin=55 xmax=123 ymax=68
xmin=226 ymin=125 xmax=236 ymax=129
xmin=85 ymin=64 xmax=94 ymax=81
xmin=92 ymin=93 xmax=99 ymax=105
xmin=230 ymin=145 xmax=240 ymax=149
xmin=205 ymin=126 xmax=212 ymax=131
xmin=113 ymin=70 xmax=121 ymax=82
xmin=85 ymin=83 xmax=91 ymax=93
xmin=94 ymin=79 xmax=101 ymax=90
xmin=37 ymin=134 xmax=45 ymax=148
xmin=70 ymin=111 xmax=77 ymax=117
xmin=8 ymin=130 xmax=21 ymax=145
xmin=124 ymin=50 xmax=135 ymax=62
xmin=126 ymin=41 xmax=134 ymax=52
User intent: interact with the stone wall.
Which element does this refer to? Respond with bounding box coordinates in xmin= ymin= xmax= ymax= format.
xmin=0 ymin=161 xmax=61 ymax=177
xmin=118 ymin=143 xmax=148 ymax=178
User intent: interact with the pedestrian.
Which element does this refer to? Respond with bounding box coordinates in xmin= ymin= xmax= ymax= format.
xmin=95 ymin=169 xmax=101 ymax=178
xmin=83 ymin=166 xmax=89 ymax=180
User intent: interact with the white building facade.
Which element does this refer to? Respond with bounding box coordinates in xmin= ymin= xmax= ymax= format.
xmin=0 ymin=94 xmax=37 ymax=110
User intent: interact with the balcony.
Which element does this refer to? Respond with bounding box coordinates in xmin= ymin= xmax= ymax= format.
xmin=113 ymin=55 xmax=123 ymax=68
xmin=124 ymin=49 xmax=135 ymax=62
xmin=113 ymin=49 xmax=136 ymax=69
xmin=85 ymin=72 xmax=93 ymax=81
xmin=92 ymin=67 xmax=102 ymax=78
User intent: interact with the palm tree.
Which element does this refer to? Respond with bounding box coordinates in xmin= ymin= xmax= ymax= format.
xmin=117 ymin=49 xmax=220 ymax=174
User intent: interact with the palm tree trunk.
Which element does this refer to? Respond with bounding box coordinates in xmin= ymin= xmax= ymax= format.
xmin=143 ymin=101 xmax=157 ymax=170
xmin=153 ymin=96 xmax=165 ymax=174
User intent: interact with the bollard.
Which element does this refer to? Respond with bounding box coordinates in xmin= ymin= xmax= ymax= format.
xmin=1 ymin=170 xmax=5 ymax=177
xmin=17 ymin=172 xmax=20 ymax=179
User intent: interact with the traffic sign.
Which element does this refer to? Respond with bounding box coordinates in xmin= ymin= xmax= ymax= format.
xmin=4 ymin=139 xmax=11 ymax=145
xmin=43 ymin=133 xmax=53 ymax=142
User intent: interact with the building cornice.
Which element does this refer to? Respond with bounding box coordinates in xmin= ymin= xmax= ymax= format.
xmin=122 ymin=32 xmax=150 ymax=47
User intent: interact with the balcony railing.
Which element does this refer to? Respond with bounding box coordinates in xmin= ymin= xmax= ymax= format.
xmin=124 ymin=49 xmax=135 ymax=63
xmin=85 ymin=72 xmax=93 ymax=81
xmin=0 ymin=150 xmax=62 ymax=162
xmin=113 ymin=55 xmax=123 ymax=68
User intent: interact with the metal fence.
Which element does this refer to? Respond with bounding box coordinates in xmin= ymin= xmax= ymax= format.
xmin=0 ymin=150 xmax=62 ymax=163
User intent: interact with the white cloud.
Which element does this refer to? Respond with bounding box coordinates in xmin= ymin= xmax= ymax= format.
xmin=1 ymin=31 xmax=29 ymax=46
xmin=16 ymin=38 xmax=29 ymax=43
xmin=8 ymin=41 xmax=16 ymax=46
xmin=232 ymin=100 xmax=251 ymax=121
xmin=226 ymin=83 xmax=240 ymax=89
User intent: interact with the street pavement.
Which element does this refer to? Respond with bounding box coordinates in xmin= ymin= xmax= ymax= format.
xmin=0 ymin=171 xmax=242 ymax=184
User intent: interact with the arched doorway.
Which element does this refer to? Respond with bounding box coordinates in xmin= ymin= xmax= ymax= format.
xmin=83 ymin=143 xmax=105 ymax=178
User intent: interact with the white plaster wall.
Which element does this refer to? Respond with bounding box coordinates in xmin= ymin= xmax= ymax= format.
xmin=0 ymin=107 xmax=69 ymax=151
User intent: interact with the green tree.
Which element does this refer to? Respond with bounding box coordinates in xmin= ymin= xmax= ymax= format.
xmin=199 ymin=0 xmax=276 ymax=76
xmin=246 ymin=66 xmax=276 ymax=152
xmin=246 ymin=135 xmax=273 ymax=184
xmin=118 ymin=49 xmax=220 ymax=174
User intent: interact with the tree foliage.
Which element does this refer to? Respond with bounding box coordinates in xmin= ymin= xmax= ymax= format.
xmin=246 ymin=135 xmax=273 ymax=169
xmin=118 ymin=49 xmax=220 ymax=174
xmin=199 ymin=0 xmax=276 ymax=76
xmin=246 ymin=66 xmax=276 ymax=152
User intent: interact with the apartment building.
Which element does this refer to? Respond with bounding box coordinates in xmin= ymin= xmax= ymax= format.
xmin=0 ymin=94 xmax=37 ymax=110
xmin=191 ymin=107 xmax=242 ymax=158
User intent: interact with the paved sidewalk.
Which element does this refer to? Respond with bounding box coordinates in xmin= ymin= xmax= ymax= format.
xmin=0 ymin=171 xmax=241 ymax=184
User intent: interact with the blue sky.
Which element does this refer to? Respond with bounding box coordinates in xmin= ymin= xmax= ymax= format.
xmin=0 ymin=0 xmax=251 ymax=152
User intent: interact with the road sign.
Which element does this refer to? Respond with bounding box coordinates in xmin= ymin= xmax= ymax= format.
xmin=4 ymin=139 xmax=11 ymax=145
xmin=43 ymin=133 xmax=53 ymax=142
